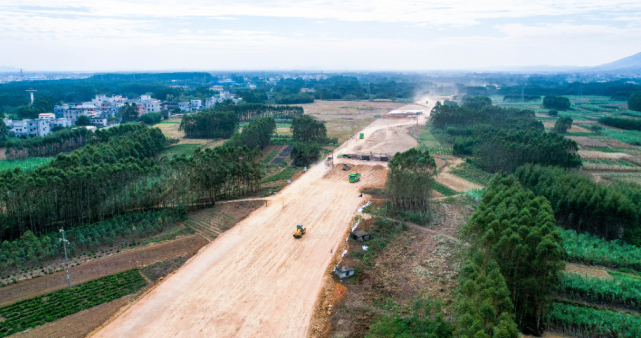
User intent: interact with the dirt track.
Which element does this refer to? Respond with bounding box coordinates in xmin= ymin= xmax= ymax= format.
xmin=92 ymin=117 xmax=418 ymax=338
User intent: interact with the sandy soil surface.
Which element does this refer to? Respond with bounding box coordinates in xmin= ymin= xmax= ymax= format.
xmin=336 ymin=114 xmax=426 ymax=157
xmin=92 ymin=116 xmax=417 ymax=338
xmin=0 ymin=235 xmax=208 ymax=307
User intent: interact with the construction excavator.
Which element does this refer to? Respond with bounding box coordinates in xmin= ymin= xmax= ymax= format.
xmin=342 ymin=163 xmax=351 ymax=171
xmin=293 ymin=224 xmax=306 ymax=238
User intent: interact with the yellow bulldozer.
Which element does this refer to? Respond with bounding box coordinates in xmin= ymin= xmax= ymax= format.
xmin=293 ymin=224 xmax=306 ymax=238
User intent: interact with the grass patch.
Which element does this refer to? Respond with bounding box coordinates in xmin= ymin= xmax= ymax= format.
xmin=600 ymin=128 xmax=641 ymax=146
xmin=0 ymin=269 xmax=147 ymax=337
xmin=141 ymin=255 xmax=192 ymax=281
xmin=0 ymin=157 xmax=54 ymax=171
xmin=350 ymin=218 xmax=408 ymax=269
xmin=427 ymin=146 xmax=453 ymax=155
xmin=567 ymin=132 xmax=599 ymax=137
xmin=261 ymin=167 xmax=301 ymax=183
xmin=431 ymin=181 xmax=457 ymax=196
xmin=362 ymin=187 xmax=386 ymax=197
xmin=587 ymin=147 xmax=626 ymax=153
xmin=160 ymin=144 xmax=201 ymax=157
xmin=140 ymin=227 xmax=193 ymax=245
xmin=396 ymin=210 xmax=432 ymax=226
xmin=583 ymin=158 xmax=638 ymax=168
xmin=449 ymin=162 xmax=493 ymax=186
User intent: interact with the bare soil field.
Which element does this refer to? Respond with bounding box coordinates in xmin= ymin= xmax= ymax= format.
xmin=569 ymin=136 xmax=609 ymax=148
xmin=92 ymin=117 xmax=417 ymax=338
xmin=298 ymin=100 xmax=405 ymax=143
xmin=0 ymin=235 xmax=208 ymax=307
xmin=336 ymin=114 xmax=425 ymax=157
xmin=578 ymin=150 xmax=632 ymax=160
xmin=543 ymin=122 xmax=591 ymax=133
xmin=565 ymin=263 xmax=612 ymax=280
xmin=0 ymin=147 xmax=6 ymax=160
xmin=435 ymin=172 xmax=483 ymax=192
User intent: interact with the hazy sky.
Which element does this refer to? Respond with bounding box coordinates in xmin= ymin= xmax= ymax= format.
xmin=1 ymin=0 xmax=641 ymax=71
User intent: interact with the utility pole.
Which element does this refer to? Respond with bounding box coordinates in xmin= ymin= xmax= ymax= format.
xmin=59 ymin=229 xmax=71 ymax=289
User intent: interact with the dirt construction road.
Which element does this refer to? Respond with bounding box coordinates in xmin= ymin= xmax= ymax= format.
xmin=92 ymin=117 xmax=418 ymax=338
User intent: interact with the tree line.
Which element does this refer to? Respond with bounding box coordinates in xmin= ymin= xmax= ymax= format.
xmin=460 ymin=175 xmax=564 ymax=335
xmin=432 ymin=96 xmax=580 ymax=173
xmin=4 ymin=128 xmax=92 ymax=159
xmin=385 ymin=148 xmax=435 ymax=211
xmin=515 ymin=164 xmax=641 ymax=245
xmin=0 ymin=208 xmax=186 ymax=271
xmin=225 ymin=116 xmax=276 ymax=149
xmin=0 ymin=124 xmax=263 ymax=242
xmin=179 ymin=110 xmax=238 ymax=138
xmin=598 ymin=116 xmax=641 ymax=131
xmin=504 ymin=95 xmax=541 ymax=102
xmin=289 ymin=115 xmax=329 ymax=166
xmin=470 ymin=127 xmax=581 ymax=172
xmin=630 ymin=93 xmax=641 ymax=112
xmin=213 ymin=103 xmax=304 ymax=121
xmin=543 ymin=95 xmax=571 ymax=111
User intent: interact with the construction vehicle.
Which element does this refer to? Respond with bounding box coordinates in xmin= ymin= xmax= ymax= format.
xmin=293 ymin=224 xmax=306 ymax=238
xmin=349 ymin=173 xmax=361 ymax=183
xmin=342 ymin=163 xmax=351 ymax=171
xmin=359 ymin=133 xmax=364 ymax=139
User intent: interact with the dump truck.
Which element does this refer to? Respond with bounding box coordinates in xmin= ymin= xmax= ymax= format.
xmin=293 ymin=224 xmax=306 ymax=238
xmin=359 ymin=133 xmax=364 ymax=139
xmin=342 ymin=163 xmax=351 ymax=171
xmin=349 ymin=173 xmax=361 ymax=183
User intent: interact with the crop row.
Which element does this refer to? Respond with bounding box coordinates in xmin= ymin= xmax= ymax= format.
xmin=0 ymin=269 xmax=147 ymax=337
xmin=561 ymin=228 xmax=641 ymax=271
xmin=558 ymin=273 xmax=641 ymax=312
xmin=261 ymin=167 xmax=301 ymax=183
xmin=547 ymin=302 xmax=641 ymax=338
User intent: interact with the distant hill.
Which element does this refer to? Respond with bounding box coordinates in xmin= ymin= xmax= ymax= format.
xmin=0 ymin=66 xmax=20 ymax=72
xmin=589 ymin=52 xmax=641 ymax=72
